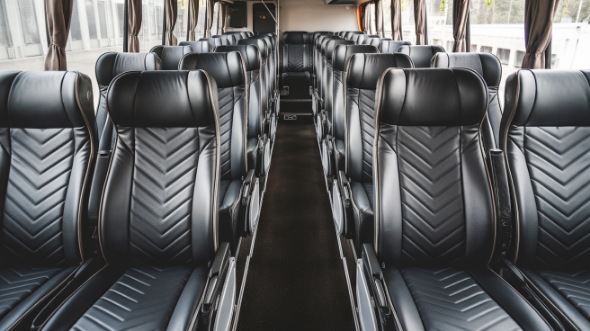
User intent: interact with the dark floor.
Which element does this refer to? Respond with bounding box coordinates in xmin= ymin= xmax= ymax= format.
xmin=236 ymin=123 xmax=356 ymax=331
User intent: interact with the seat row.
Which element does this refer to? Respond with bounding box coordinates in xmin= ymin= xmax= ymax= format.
xmin=0 ymin=69 xmax=238 ymax=330
xmin=356 ymin=66 xmax=590 ymax=331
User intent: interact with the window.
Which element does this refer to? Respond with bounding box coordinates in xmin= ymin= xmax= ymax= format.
xmin=470 ymin=0 xmax=525 ymax=104
xmin=18 ymin=0 xmax=41 ymax=46
xmin=364 ymin=3 xmax=377 ymax=35
xmin=212 ymin=2 xmax=220 ymax=35
xmin=196 ymin=0 xmax=206 ymax=38
xmin=140 ymin=0 xmax=163 ymax=52
xmin=86 ymin=0 xmax=99 ymax=40
xmin=383 ymin=0 xmax=392 ymax=38
xmin=401 ymin=0 xmax=416 ymax=43
xmin=174 ymin=0 xmax=188 ymax=43
xmin=552 ymin=0 xmax=590 ymax=69
xmin=71 ymin=0 xmax=83 ymax=42
xmin=426 ymin=0 xmax=452 ymax=49
xmin=0 ymin=3 xmax=12 ymax=49
xmin=228 ymin=1 xmax=247 ymax=28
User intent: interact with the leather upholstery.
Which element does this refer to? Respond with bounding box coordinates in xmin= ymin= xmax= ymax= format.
xmin=282 ymin=31 xmax=313 ymax=73
xmin=41 ymin=70 xmax=221 ymax=330
xmin=283 ymin=31 xmax=311 ymax=44
xmin=374 ymin=68 xmax=551 ymax=330
xmin=213 ymin=34 xmax=236 ymax=45
xmin=201 ymin=37 xmax=224 ymax=50
xmin=239 ymin=38 xmax=269 ymax=130
xmin=180 ymin=53 xmax=249 ymax=247
xmin=95 ymin=52 xmax=160 ymax=138
xmin=321 ymin=39 xmax=353 ymax=129
xmin=179 ymin=40 xmax=212 ymax=53
xmin=433 ymin=52 xmax=502 ymax=148
xmin=379 ymin=40 xmax=411 ymax=53
xmin=397 ymin=45 xmax=445 ymax=68
xmin=344 ymin=53 xmax=413 ymax=246
xmin=331 ymin=45 xmax=378 ymax=171
xmin=362 ymin=37 xmax=381 ymax=47
xmin=502 ymin=70 xmax=590 ymax=329
xmin=150 ymin=45 xmax=192 ymax=70
xmin=0 ymin=71 xmax=96 ymax=330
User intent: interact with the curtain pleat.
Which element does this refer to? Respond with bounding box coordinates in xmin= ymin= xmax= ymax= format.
xmin=45 ymin=0 xmax=74 ymax=70
xmin=522 ymin=0 xmax=559 ymax=68
xmin=165 ymin=0 xmax=178 ymax=45
xmin=392 ymin=0 xmax=403 ymax=40
xmin=127 ymin=0 xmax=142 ymax=52
xmin=452 ymin=0 xmax=469 ymax=52
xmin=205 ymin=0 xmax=214 ymax=37
xmin=414 ymin=0 xmax=426 ymax=45
xmin=187 ymin=0 xmax=199 ymax=40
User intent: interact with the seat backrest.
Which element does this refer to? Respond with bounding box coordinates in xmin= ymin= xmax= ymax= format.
xmin=201 ymin=37 xmax=223 ymax=50
xmin=179 ymin=40 xmax=212 ymax=53
xmin=432 ymin=52 xmax=502 ymax=149
xmin=352 ymin=33 xmax=367 ymax=44
xmin=331 ymin=45 xmax=378 ymax=141
xmin=345 ymin=53 xmax=413 ymax=182
xmin=95 ymin=52 xmax=160 ymax=139
xmin=345 ymin=31 xmax=363 ymax=41
xmin=315 ymin=35 xmax=339 ymax=89
xmin=312 ymin=31 xmax=333 ymax=42
xmin=239 ymin=38 xmax=269 ymax=115
xmin=0 ymin=71 xmax=97 ymax=266
xmin=216 ymin=45 xmax=264 ymax=139
xmin=398 ymin=45 xmax=445 ymax=68
xmin=150 ymin=45 xmax=192 ymax=70
xmin=379 ymin=40 xmax=411 ymax=53
xmin=212 ymin=35 xmax=232 ymax=46
xmin=362 ymin=37 xmax=382 ymax=47
xmin=322 ymin=39 xmax=353 ymax=122
xmin=180 ymin=52 xmax=248 ymax=179
xmin=223 ymin=32 xmax=243 ymax=42
xmin=282 ymin=31 xmax=312 ymax=73
xmin=374 ymin=68 xmax=491 ymax=266
xmin=501 ymin=70 xmax=590 ymax=269
xmin=101 ymin=70 xmax=219 ymax=265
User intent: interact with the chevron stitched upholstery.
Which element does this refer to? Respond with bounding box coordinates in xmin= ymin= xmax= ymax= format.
xmin=502 ymin=70 xmax=590 ymax=329
xmin=398 ymin=127 xmax=465 ymax=264
xmin=0 ymin=71 xmax=96 ymax=330
xmin=373 ymin=68 xmax=552 ymax=330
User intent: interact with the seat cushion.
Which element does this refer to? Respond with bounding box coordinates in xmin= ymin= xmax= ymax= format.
xmin=0 ymin=266 xmax=75 ymax=330
xmin=383 ymin=266 xmax=552 ymax=331
xmin=43 ymin=265 xmax=208 ymax=330
xmin=219 ymin=180 xmax=243 ymax=246
xmin=350 ymin=182 xmax=374 ymax=246
xmin=522 ymin=269 xmax=590 ymax=330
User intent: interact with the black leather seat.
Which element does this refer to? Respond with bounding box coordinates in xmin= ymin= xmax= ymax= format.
xmin=398 ymin=44 xmax=445 ymax=68
xmin=362 ymin=37 xmax=383 ymax=47
xmin=432 ymin=52 xmax=502 ymax=150
xmin=0 ymin=71 xmax=97 ymax=330
xmin=179 ymin=39 xmax=212 ymax=53
xmin=214 ymin=34 xmax=236 ymax=45
xmin=90 ymin=52 xmax=161 ymax=241
xmin=180 ymin=52 xmax=258 ymax=249
xmin=150 ymin=45 xmax=192 ymax=70
xmin=379 ymin=39 xmax=411 ymax=53
xmin=201 ymin=37 xmax=224 ymax=50
xmin=316 ymin=38 xmax=353 ymax=145
xmin=326 ymin=44 xmax=377 ymax=179
xmin=41 ymin=70 xmax=235 ymax=331
xmin=312 ymin=35 xmax=340 ymax=116
xmin=280 ymin=31 xmax=313 ymax=100
xmin=501 ymin=69 xmax=590 ymax=330
xmin=357 ymin=68 xmax=552 ymax=331
xmin=335 ymin=53 xmax=413 ymax=247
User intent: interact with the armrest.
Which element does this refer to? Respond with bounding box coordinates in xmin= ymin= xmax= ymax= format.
xmin=489 ymin=149 xmax=512 ymax=262
xmin=338 ymin=171 xmax=352 ymax=209
xmin=498 ymin=259 xmax=565 ymax=330
xmin=361 ymin=244 xmax=396 ymax=331
xmin=257 ymin=134 xmax=269 ymax=177
xmin=241 ymin=169 xmax=256 ymax=206
xmin=199 ymin=243 xmax=231 ymax=331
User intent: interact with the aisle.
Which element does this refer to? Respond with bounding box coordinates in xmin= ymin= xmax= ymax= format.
xmin=236 ymin=123 xmax=356 ymax=331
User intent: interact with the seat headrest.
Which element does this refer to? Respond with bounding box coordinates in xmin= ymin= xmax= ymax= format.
xmin=238 ymin=38 xmax=268 ymax=59
xmin=325 ymin=39 xmax=353 ymax=63
xmin=378 ymin=40 xmax=411 ymax=53
xmin=179 ymin=52 xmax=246 ymax=89
xmin=107 ymin=70 xmax=217 ymax=128
xmin=333 ymin=45 xmax=378 ymax=71
xmin=376 ymin=68 xmax=487 ymax=126
xmin=95 ymin=52 xmax=161 ymax=87
xmin=215 ymin=45 xmax=261 ymax=71
xmin=504 ymin=70 xmax=590 ymax=127
xmin=150 ymin=45 xmax=192 ymax=70
xmin=179 ymin=40 xmax=212 ymax=53
xmin=0 ymin=71 xmax=94 ymax=128
xmin=283 ymin=31 xmax=310 ymax=44
xmin=201 ymin=37 xmax=223 ymax=49
xmin=320 ymin=36 xmax=342 ymax=55
xmin=363 ymin=37 xmax=381 ymax=47
xmin=312 ymin=31 xmax=333 ymax=41
xmin=398 ymin=45 xmax=445 ymax=68
xmin=432 ymin=52 xmax=501 ymax=87
xmin=346 ymin=53 xmax=414 ymax=90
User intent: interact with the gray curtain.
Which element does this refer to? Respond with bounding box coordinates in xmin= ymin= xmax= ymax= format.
xmin=187 ymin=0 xmax=199 ymax=40
xmin=45 ymin=0 xmax=74 ymax=70
xmin=392 ymin=0 xmax=403 ymax=40
xmin=452 ymin=0 xmax=469 ymax=52
xmin=127 ymin=0 xmax=142 ymax=52
xmin=165 ymin=0 xmax=178 ymax=45
xmin=205 ymin=0 xmax=214 ymax=37
xmin=414 ymin=0 xmax=426 ymax=44
xmin=522 ymin=0 xmax=559 ymax=68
